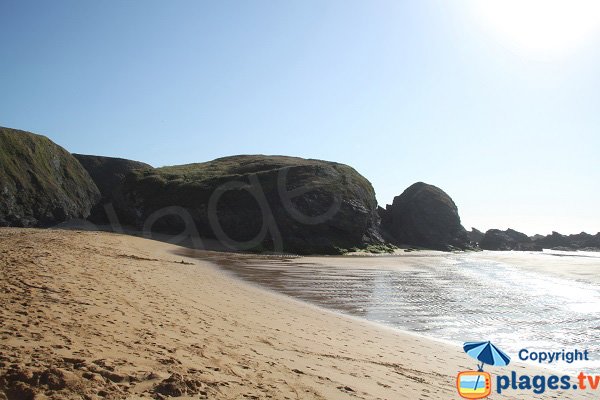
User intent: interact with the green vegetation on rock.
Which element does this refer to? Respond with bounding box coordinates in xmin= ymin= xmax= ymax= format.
xmin=1 ymin=126 xmax=480 ymax=254
xmin=0 ymin=127 xmax=100 ymax=227
xmin=80 ymin=154 xmax=383 ymax=254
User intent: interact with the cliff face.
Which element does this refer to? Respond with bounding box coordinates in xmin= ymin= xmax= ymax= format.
xmin=0 ymin=127 xmax=100 ymax=227
xmin=467 ymin=228 xmax=485 ymax=245
xmin=72 ymin=154 xmax=152 ymax=225
xmin=7 ymin=126 xmax=552 ymax=254
xmin=380 ymin=182 xmax=470 ymax=250
xmin=77 ymin=154 xmax=383 ymax=254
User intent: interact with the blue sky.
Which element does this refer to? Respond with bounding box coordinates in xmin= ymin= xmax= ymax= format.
xmin=1 ymin=0 xmax=599 ymax=235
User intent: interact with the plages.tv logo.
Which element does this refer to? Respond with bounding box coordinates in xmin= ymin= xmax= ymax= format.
xmin=456 ymin=341 xmax=511 ymax=399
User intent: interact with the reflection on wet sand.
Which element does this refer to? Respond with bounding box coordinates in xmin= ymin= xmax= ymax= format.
xmin=179 ymin=249 xmax=600 ymax=373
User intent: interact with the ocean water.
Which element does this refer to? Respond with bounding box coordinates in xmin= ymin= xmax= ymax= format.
xmin=211 ymin=251 xmax=600 ymax=374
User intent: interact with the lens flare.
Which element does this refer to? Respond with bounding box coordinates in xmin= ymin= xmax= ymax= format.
xmin=470 ymin=0 xmax=600 ymax=57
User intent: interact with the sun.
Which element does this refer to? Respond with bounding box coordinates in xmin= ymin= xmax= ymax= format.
xmin=470 ymin=0 xmax=600 ymax=57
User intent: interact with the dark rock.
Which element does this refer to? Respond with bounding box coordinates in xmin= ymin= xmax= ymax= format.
xmin=0 ymin=127 xmax=100 ymax=227
xmin=505 ymin=228 xmax=530 ymax=243
xmin=468 ymin=228 xmax=485 ymax=245
xmin=380 ymin=182 xmax=469 ymax=250
xmin=80 ymin=154 xmax=383 ymax=254
xmin=583 ymin=233 xmax=600 ymax=249
xmin=480 ymin=228 xmax=541 ymax=251
xmin=377 ymin=206 xmax=395 ymax=243
xmin=533 ymin=231 xmax=600 ymax=251
xmin=377 ymin=206 xmax=390 ymax=226
xmin=72 ymin=154 xmax=152 ymax=224
xmin=533 ymin=231 xmax=566 ymax=249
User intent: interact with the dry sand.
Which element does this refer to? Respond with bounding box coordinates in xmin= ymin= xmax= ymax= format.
xmin=0 ymin=228 xmax=593 ymax=399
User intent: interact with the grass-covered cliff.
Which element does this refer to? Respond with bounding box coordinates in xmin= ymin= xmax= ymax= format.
xmin=0 ymin=127 xmax=99 ymax=227
xmin=1 ymin=126 xmax=478 ymax=253
xmin=81 ymin=154 xmax=383 ymax=254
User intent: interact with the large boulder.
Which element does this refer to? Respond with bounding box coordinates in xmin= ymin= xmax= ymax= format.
xmin=480 ymin=228 xmax=541 ymax=251
xmin=72 ymin=154 xmax=152 ymax=224
xmin=380 ymin=182 xmax=469 ymax=250
xmin=77 ymin=154 xmax=383 ymax=254
xmin=0 ymin=127 xmax=100 ymax=227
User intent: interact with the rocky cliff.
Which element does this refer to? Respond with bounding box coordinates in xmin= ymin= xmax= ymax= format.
xmin=379 ymin=182 xmax=470 ymax=250
xmin=476 ymin=229 xmax=600 ymax=251
xmin=76 ymin=154 xmax=384 ymax=254
xmin=467 ymin=228 xmax=485 ymax=245
xmin=10 ymin=126 xmax=575 ymax=254
xmin=534 ymin=231 xmax=600 ymax=251
xmin=479 ymin=228 xmax=541 ymax=251
xmin=72 ymin=154 xmax=152 ymax=225
xmin=0 ymin=127 xmax=100 ymax=227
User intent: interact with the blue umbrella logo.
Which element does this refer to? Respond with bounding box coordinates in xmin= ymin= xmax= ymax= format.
xmin=462 ymin=340 xmax=511 ymax=395
xmin=463 ymin=341 xmax=511 ymax=371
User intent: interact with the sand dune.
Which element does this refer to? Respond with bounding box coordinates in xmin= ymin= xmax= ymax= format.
xmin=0 ymin=229 xmax=592 ymax=399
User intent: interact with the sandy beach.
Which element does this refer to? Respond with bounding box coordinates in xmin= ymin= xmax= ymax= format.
xmin=0 ymin=228 xmax=595 ymax=399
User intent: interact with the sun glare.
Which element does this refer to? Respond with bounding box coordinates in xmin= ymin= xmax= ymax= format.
xmin=470 ymin=0 xmax=600 ymax=57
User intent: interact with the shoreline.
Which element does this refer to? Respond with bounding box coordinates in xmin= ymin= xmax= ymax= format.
xmin=174 ymin=247 xmax=463 ymax=348
xmin=469 ymin=250 xmax=600 ymax=284
xmin=1 ymin=228 xmax=595 ymax=399
xmin=180 ymin=245 xmax=600 ymax=375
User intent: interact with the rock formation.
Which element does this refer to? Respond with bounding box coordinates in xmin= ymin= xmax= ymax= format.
xmin=534 ymin=231 xmax=600 ymax=251
xmin=10 ymin=125 xmax=593 ymax=254
xmin=0 ymin=127 xmax=99 ymax=227
xmin=76 ymin=154 xmax=384 ymax=254
xmin=480 ymin=229 xmax=541 ymax=251
xmin=476 ymin=229 xmax=600 ymax=251
xmin=379 ymin=182 xmax=470 ymax=250
xmin=467 ymin=228 xmax=485 ymax=245
xmin=72 ymin=154 xmax=152 ymax=225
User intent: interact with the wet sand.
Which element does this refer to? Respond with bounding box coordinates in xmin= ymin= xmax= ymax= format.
xmin=0 ymin=228 xmax=594 ymax=399
xmin=470 ymin=250 xmax=600 ymax=284
xmin=197 ymin=249 xmax=600 ymax=375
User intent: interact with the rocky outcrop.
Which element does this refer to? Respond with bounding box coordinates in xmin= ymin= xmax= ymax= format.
xmin=480 ymin=229 xmax=541 ymax=251
xmin=534 ymin=231 xmax=600 ymax=251
xmin=0 ymin=127 xmax=100 ymax=227
xmin=477 ymin=229 xmax=600 ymax=251
xmin=380 ymin=182 xmax=469 ymax=250
xmin=72 ymin=154 xmax=152 ymax=225
xmin=5 ymin=125 xmax=596 ymax=255
xmin=467 ymin=228 xmax=485 ymax=245
xmin=77 ymin=154 xmax=383 ymax=254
